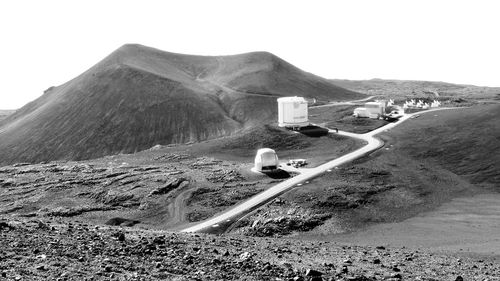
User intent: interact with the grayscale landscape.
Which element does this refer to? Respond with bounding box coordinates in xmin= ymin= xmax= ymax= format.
xmin=1 ymin=43 xmax=499 ymax=280
xmin=1 ymin=1 xmax=500 ymax=280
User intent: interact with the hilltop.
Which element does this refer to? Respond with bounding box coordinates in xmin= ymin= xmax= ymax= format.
xmin=0 ymin=44 xmax=363 ymax=165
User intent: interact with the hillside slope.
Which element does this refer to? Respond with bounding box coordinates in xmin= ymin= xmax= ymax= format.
xmin=0 ymin=44 xmax=363 ymax=165
xmin=235 ymin=104 xmax=500 ymax=240
xmin=330 ymin=78 xmax=500 ymax=100
xmin=391 ymin=104 xmax=500 ymax=189
xmin=0 ymin=110 xmax=15 ymax=122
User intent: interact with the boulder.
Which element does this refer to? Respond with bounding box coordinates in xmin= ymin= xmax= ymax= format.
xmin=305 ymin=268 xmax=323 ymax=277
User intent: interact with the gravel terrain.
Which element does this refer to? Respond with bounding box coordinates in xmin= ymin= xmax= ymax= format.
xmin=0 ymin=155 xmax=270 ymax=230
xmin=1 ymin=216 xmax=498 ymax=280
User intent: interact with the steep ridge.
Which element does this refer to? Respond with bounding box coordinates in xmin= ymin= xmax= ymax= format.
xmin=0 ymin=44 xmax=363 ymax=165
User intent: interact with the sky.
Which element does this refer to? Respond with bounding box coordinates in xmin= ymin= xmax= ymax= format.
xmin=0 ymin=0 xmax=499 ymax=109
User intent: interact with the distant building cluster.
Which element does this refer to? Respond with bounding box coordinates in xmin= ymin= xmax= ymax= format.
xmin=352 ymin=99 xmax=406 ymax=121
xmin=403 ymin=99 xmax=441 ymax=110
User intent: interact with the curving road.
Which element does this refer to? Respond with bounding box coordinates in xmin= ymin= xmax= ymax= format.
xmin=181 ymin=108 xmax=452 ymax=233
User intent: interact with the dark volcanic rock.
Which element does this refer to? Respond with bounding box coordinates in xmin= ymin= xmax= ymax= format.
xmin=148 ymin=178 xmax=187 ymax=196
xmin=0 ymin=221 xmax=11 ymax=230
xmin=305 ymin=268 xmax=323 ymax=276
xmin=105 ymin=217 xmax=140 ymax=226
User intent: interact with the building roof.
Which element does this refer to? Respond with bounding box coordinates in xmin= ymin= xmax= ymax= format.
xmin=365 ymin=101 xmax=383 ymax=106
xmin=256 ymin=148 xmax=276 ymax=154
xmin=277 ymin=96 xmax=307 ymax=103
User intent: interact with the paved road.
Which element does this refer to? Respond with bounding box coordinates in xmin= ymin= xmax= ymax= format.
xmin=181 ymin=108 xmax=451 ymax=233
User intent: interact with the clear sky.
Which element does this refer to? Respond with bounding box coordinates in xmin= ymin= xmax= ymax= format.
xmin=0 ymin=0 xmax=499 ymax=109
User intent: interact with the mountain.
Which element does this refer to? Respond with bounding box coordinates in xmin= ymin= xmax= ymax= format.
xmin=0 ymin=44 xmax=363 ymax=165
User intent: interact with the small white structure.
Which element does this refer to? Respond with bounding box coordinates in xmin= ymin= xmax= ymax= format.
xmin=254 ymin=148 xmax=279 ymax=172
xmin=365 ymin=101 xmax=386 ymax=117
xmin=354 ymin=101 xmax=386 ymax=119
xmin=353 ymin=107 xmax=370 ymax=118
xmin=277 ymin=97 xmax=309 ymax=128
xmin=404 ymin=99 xmax=417 ymax=109
xmin=404 ymin=99 xmax=440 ymax=110
xmin=431 ymin=100 xmax=441 ymax=108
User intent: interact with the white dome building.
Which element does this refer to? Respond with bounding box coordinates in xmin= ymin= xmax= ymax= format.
xmin=254 ymin=148 xmax=279 ymax=172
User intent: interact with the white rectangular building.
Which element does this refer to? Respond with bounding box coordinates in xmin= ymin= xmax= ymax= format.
xmin=277 ymin=97 xmax=309 ymax=128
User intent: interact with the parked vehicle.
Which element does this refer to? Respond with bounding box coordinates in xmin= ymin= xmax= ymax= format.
xmin=384 ymin=110 xmax=404 ymax=121
xmin=287 ymin=159 xmax=307 ymax=168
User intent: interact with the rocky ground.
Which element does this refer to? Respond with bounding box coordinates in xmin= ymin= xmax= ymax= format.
xmin=0 ymin=124 xmax=360 ymax=231
xmin=2 ymin=103 xmax=499 ymax=280
xmin=1 ymin=216 xmax=499 ymax=281
xmin=231 ymin=157 xmax=476 ymax=238
xmin=0 ymin=154 xmax=272 ymax=230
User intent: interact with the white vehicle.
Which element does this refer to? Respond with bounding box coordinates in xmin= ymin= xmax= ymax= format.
xmin=384 ymin=110 xmax=404 ymax=121
xmin=287 ymin=159 xmax=307 ymax=168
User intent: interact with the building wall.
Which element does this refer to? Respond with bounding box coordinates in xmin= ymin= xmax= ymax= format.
xmin=278 ymin=97 xmax=308 ymax=127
